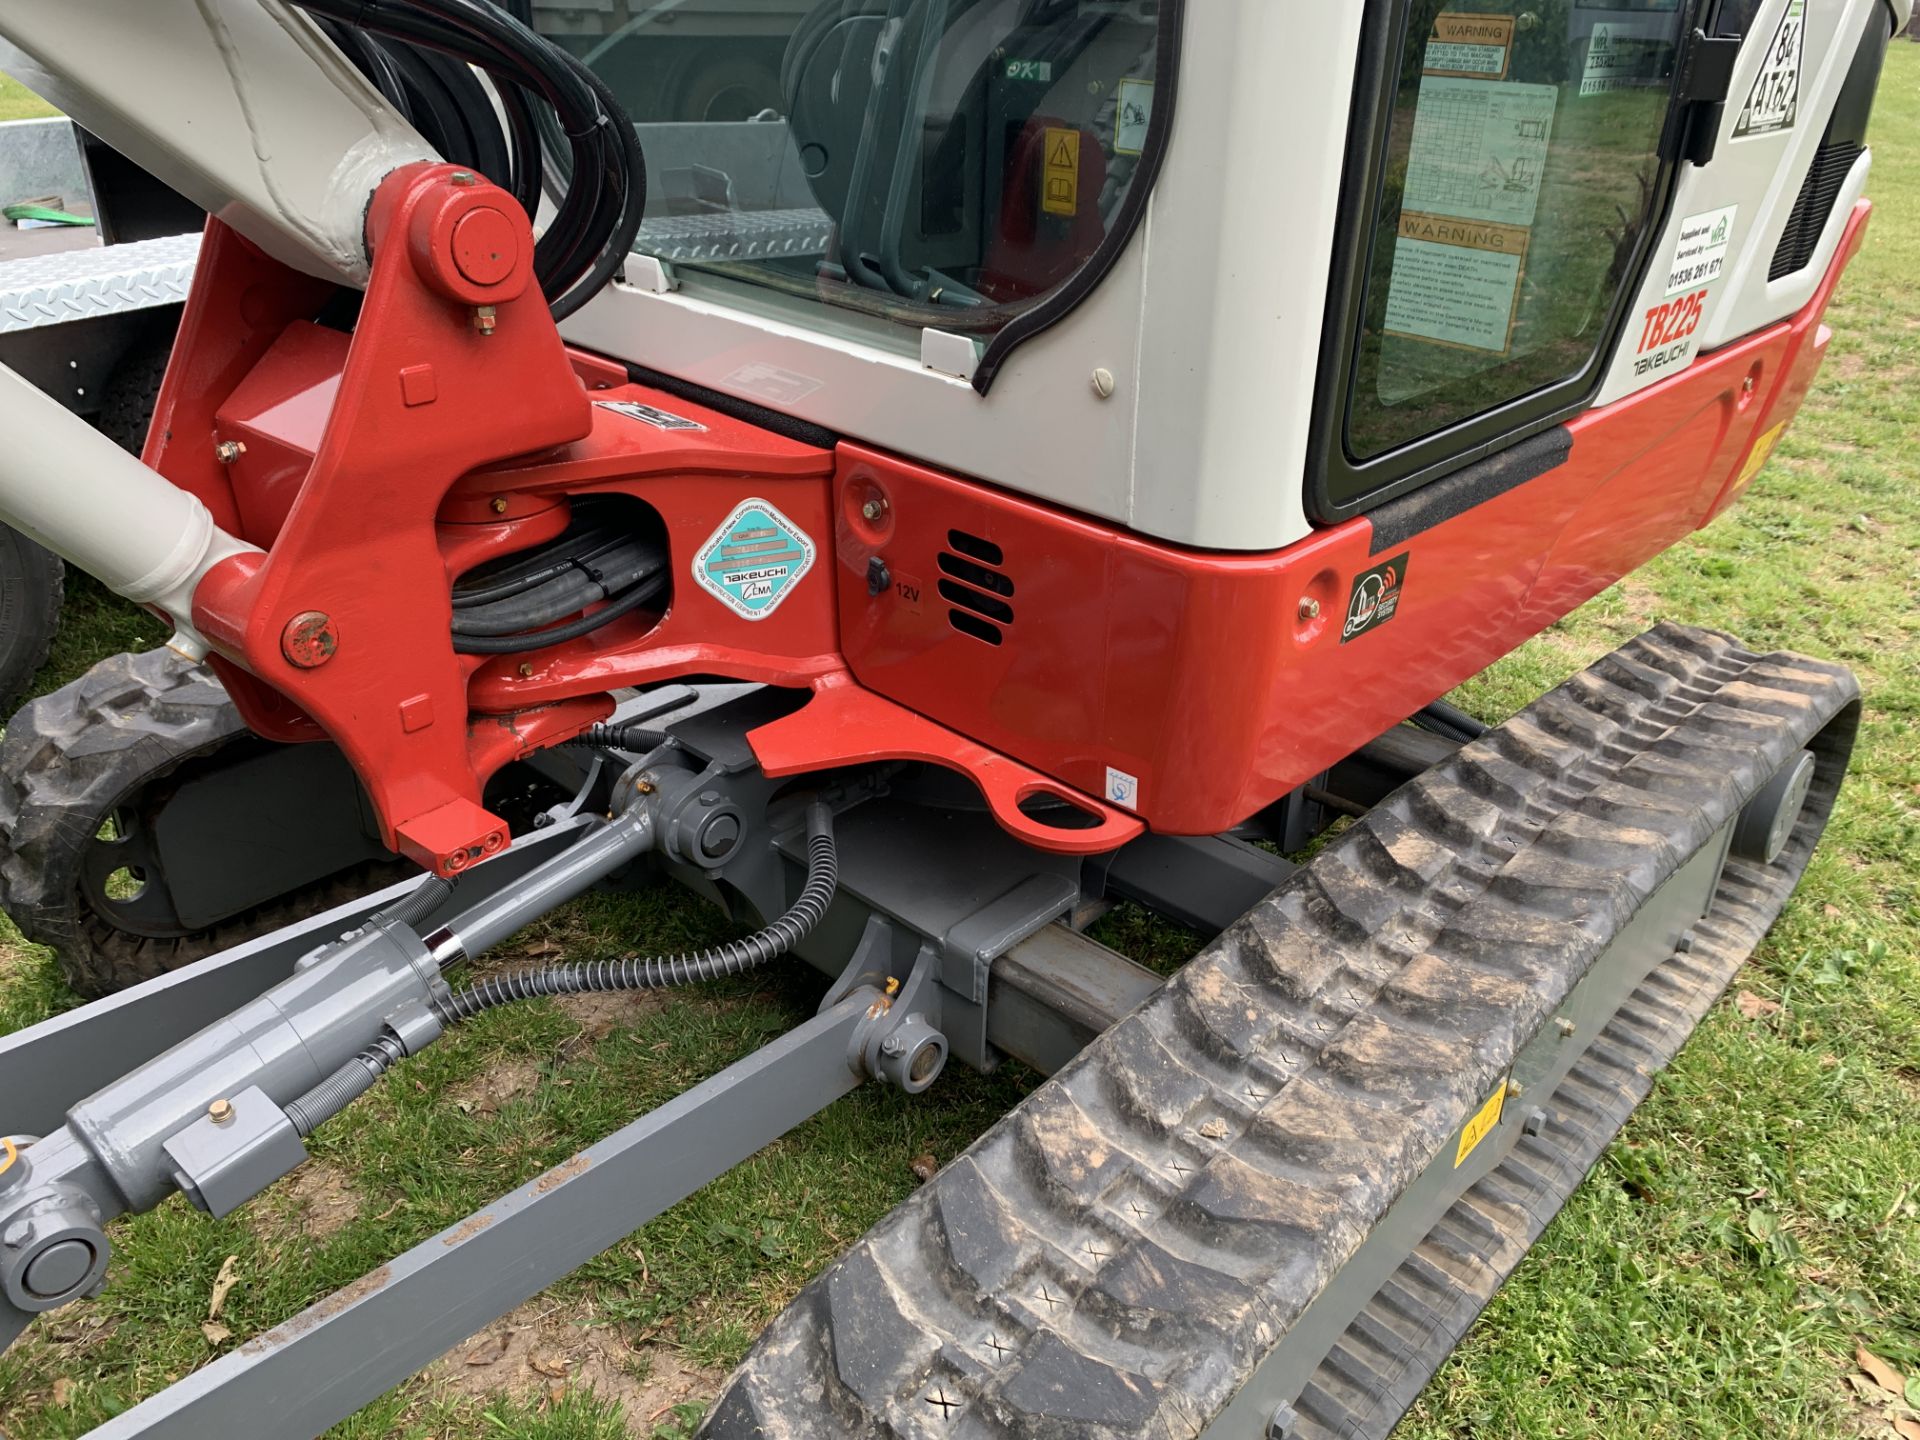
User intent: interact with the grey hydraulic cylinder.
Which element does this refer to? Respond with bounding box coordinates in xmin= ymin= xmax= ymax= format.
xmin=424 ymin=800 xmax=656 ymax=965
xmin=62 ymin=918 xmax=443 ymax=1214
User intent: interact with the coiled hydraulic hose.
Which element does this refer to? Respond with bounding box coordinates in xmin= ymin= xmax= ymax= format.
xmin=435 ymin=803 xmax=838 ymax=1022
xmin=285 ymin=805 xmax=838 ymax=1136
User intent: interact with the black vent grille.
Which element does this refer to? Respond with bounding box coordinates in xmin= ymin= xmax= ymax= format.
xmin=941 ymin=530 xmax=1014 ymax=645
xmin=1770 ymin=140 xmax=1863 ymax=281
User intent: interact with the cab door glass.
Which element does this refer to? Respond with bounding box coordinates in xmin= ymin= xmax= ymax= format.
xmin=534 ymin=0 xmax=1164 ymax=338
xmin=1346 ymin=1 xmax=1692 ymax=460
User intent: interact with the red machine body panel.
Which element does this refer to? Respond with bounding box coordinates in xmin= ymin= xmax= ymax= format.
xmin=834 ymin=204 xmax=1868 ymax=835
xmin=150 ymin=153 xmax=1864 ymax=870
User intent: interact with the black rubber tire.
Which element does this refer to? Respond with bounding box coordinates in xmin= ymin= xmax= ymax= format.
xmin=0 ymin=525 xmax=64 ymax=718
xmin=0 ymin=648 xmax=400 ymax=999
xmin=95 ymin=326 xmax=175 ymax=456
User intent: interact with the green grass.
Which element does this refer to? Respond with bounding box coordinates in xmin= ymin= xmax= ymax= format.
xmin=0 ymin=75 xmax=58 ymax=124
xmin=3 ymin=50 xmax=1920 ymax=1440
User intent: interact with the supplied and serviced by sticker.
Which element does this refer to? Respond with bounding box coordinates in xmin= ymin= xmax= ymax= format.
xmin=596 ymin=399 xmax=707 ymax=432
xmin=1734 ymin=0 xmax=1804 ymax=137
xmin=1342 ymin=553 xmax=1409 ymax=644
xmin=693 ymin=499 xmax=816 ymax=621
xmin=1665 ymin=205 xmax=1737 ymax=295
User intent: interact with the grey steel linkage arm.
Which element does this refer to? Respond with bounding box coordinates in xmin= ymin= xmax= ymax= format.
xmin=0 ymin=792 xmax=659 ymax=1357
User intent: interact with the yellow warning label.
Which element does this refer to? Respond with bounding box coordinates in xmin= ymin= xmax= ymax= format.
xmin=1426 ymin=13 xmax=1515 ymax=79
xmin=1042 ymin=127 xmax=1081 ymax=218
xmin=1734 ymin=421 xmax=1788 ymax=492
xmin=1454 ymin=1081 xmax=1508 ymax=1168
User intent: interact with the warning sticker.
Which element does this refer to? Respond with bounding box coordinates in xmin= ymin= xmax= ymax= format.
xmin=1455 ymin=1080 xmax=1509 ymax=1168
xmin=1384 ymin=214 xmax=1529 ymax=353
xmin=597 ymin=399 xmax=707 ymax=432
xmin=1664 ymin=205 xmax=1737 ymax=295
xmin=1424 ymin=13 xmax=1515 ymax=79
xmin=1733 ymin=421 xmax=1788 ymax=492
xmin=1114 ymin=78 xmax=1154 ymax=156
xmin=1402 ymin=78 xmax=1556 ymax=229
xmin=1341 ymin=552 xmax=1409 ymax=645
xmin=1104 ymin=766 xmax=1140 ymax=810
xmin=1734 ymin=0 xmax=1804 ymax=138
xmin=1042 ymin=127 xmax=1081 ymax=217
xmin=693 ymin=499 xmax=816 ymax=621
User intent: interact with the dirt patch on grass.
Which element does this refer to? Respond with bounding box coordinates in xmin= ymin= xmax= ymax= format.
xmin=449 ymin=1054 xmax=542 ymax=1116
xmin=424 ymin=1297 xmax=720 ymax=1433
xmin=553 ymin=990 xmax=664 ymax=1045
xmin=261 ymin=1160 xmax=362 ymax=1241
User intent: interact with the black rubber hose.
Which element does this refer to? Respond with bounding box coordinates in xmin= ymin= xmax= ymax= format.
xmin=450 ymin=544 xmax=663 ymax=637
xmin=450 ymin=573 xmax=666 ymax=656
xmin=376 ymin=872 xmax=457 ymax=932
xmin=558 ymin=721 xmax=670 ymax=752
xmin=435 ymin=804 xmax=838 ymax=1023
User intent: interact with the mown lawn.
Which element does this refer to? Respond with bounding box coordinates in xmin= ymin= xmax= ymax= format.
xmin=2 ymin=49 xmax=1918 ymax=1440
xmin=0 ymin=76 xmax=57 ymax=125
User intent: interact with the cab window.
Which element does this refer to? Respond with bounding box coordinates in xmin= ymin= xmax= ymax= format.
xmin=534 ymin=0 xmax=1164 ymax=337
xmin=1345 ymin=1 xmax=1692 ymax=461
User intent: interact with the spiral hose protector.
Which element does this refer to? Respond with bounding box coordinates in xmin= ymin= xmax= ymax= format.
xmin=285 ymin=1032 xmax=410 ymax=1138
xmin=435 ymin=803 xmax=837 ymax=1023
xmin=377 ymin=873 xmax=456 ymax=933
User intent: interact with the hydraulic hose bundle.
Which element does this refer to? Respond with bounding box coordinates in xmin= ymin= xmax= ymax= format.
xmin=298 ymin=0 xmax=645 ymax=320
xmin=449 ymin=500 xmax=670 ymax=655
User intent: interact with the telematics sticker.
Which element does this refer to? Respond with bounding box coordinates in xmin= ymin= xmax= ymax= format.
xmin=1104 ymin=766 xmax=1140 ymax=809
xmin=694 ymin=499 xmax=815 ymax=621
xmin=596 ymin=399 xmax=707 ymax=432
xmin=1342 ymin=552 xmax=1409 ymax=644
xmin=1734 ymin=0 xmax=1804 ymax=138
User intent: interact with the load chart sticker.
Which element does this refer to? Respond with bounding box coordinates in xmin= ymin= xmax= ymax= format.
xmin=1385 ymin=74 xmax=1554 ymax=353
xmin=1734 ymin=0 xmax=1804 ymax=138
xmin=1664 ymin=205 xmax=1737 ymax=295
xmin=1341 ymin=552 xmax=1409 ymax=645
xmin=1424 ymin=13 xmax=1515 ymax=79
xmin=693 ymin=499 xmax=816 ymax=621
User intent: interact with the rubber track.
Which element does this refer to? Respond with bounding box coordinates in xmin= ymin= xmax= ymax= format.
xmin=701 ymin=624 xmax=1859 ymax=1439
xmin=0 ymin=650 xmax=399 ymax=997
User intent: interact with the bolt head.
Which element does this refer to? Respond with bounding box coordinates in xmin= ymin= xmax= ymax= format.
xmin=472 ymin=305 xmax=498 ymax=335
xmin=449 ymin=170 xmax=477 ymax=187
xmin=861 ymin=499 xmax=884 ymax=521
xmin=1298 ymin=597 xmax=1322 ymax=621
xmin=517 ymin=662 xmax=535 ymax=678
xmin=491 ymin=496 xmax=510 ymax=514
xmin=1091 ymin=367 xmax=1117 ymax=399
xmin=1555 ymin=1016 xmax=1577 ymax=1037
xmin=280 ymin=611 xmax=338 ymax=668
xmin=214 ymin=439 xmax=246 ymax=464
xmin=881 ymin=1034 xmax=908 ymax=1057
xmin=208 ymin=1098 xmax=234 ymax=1126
